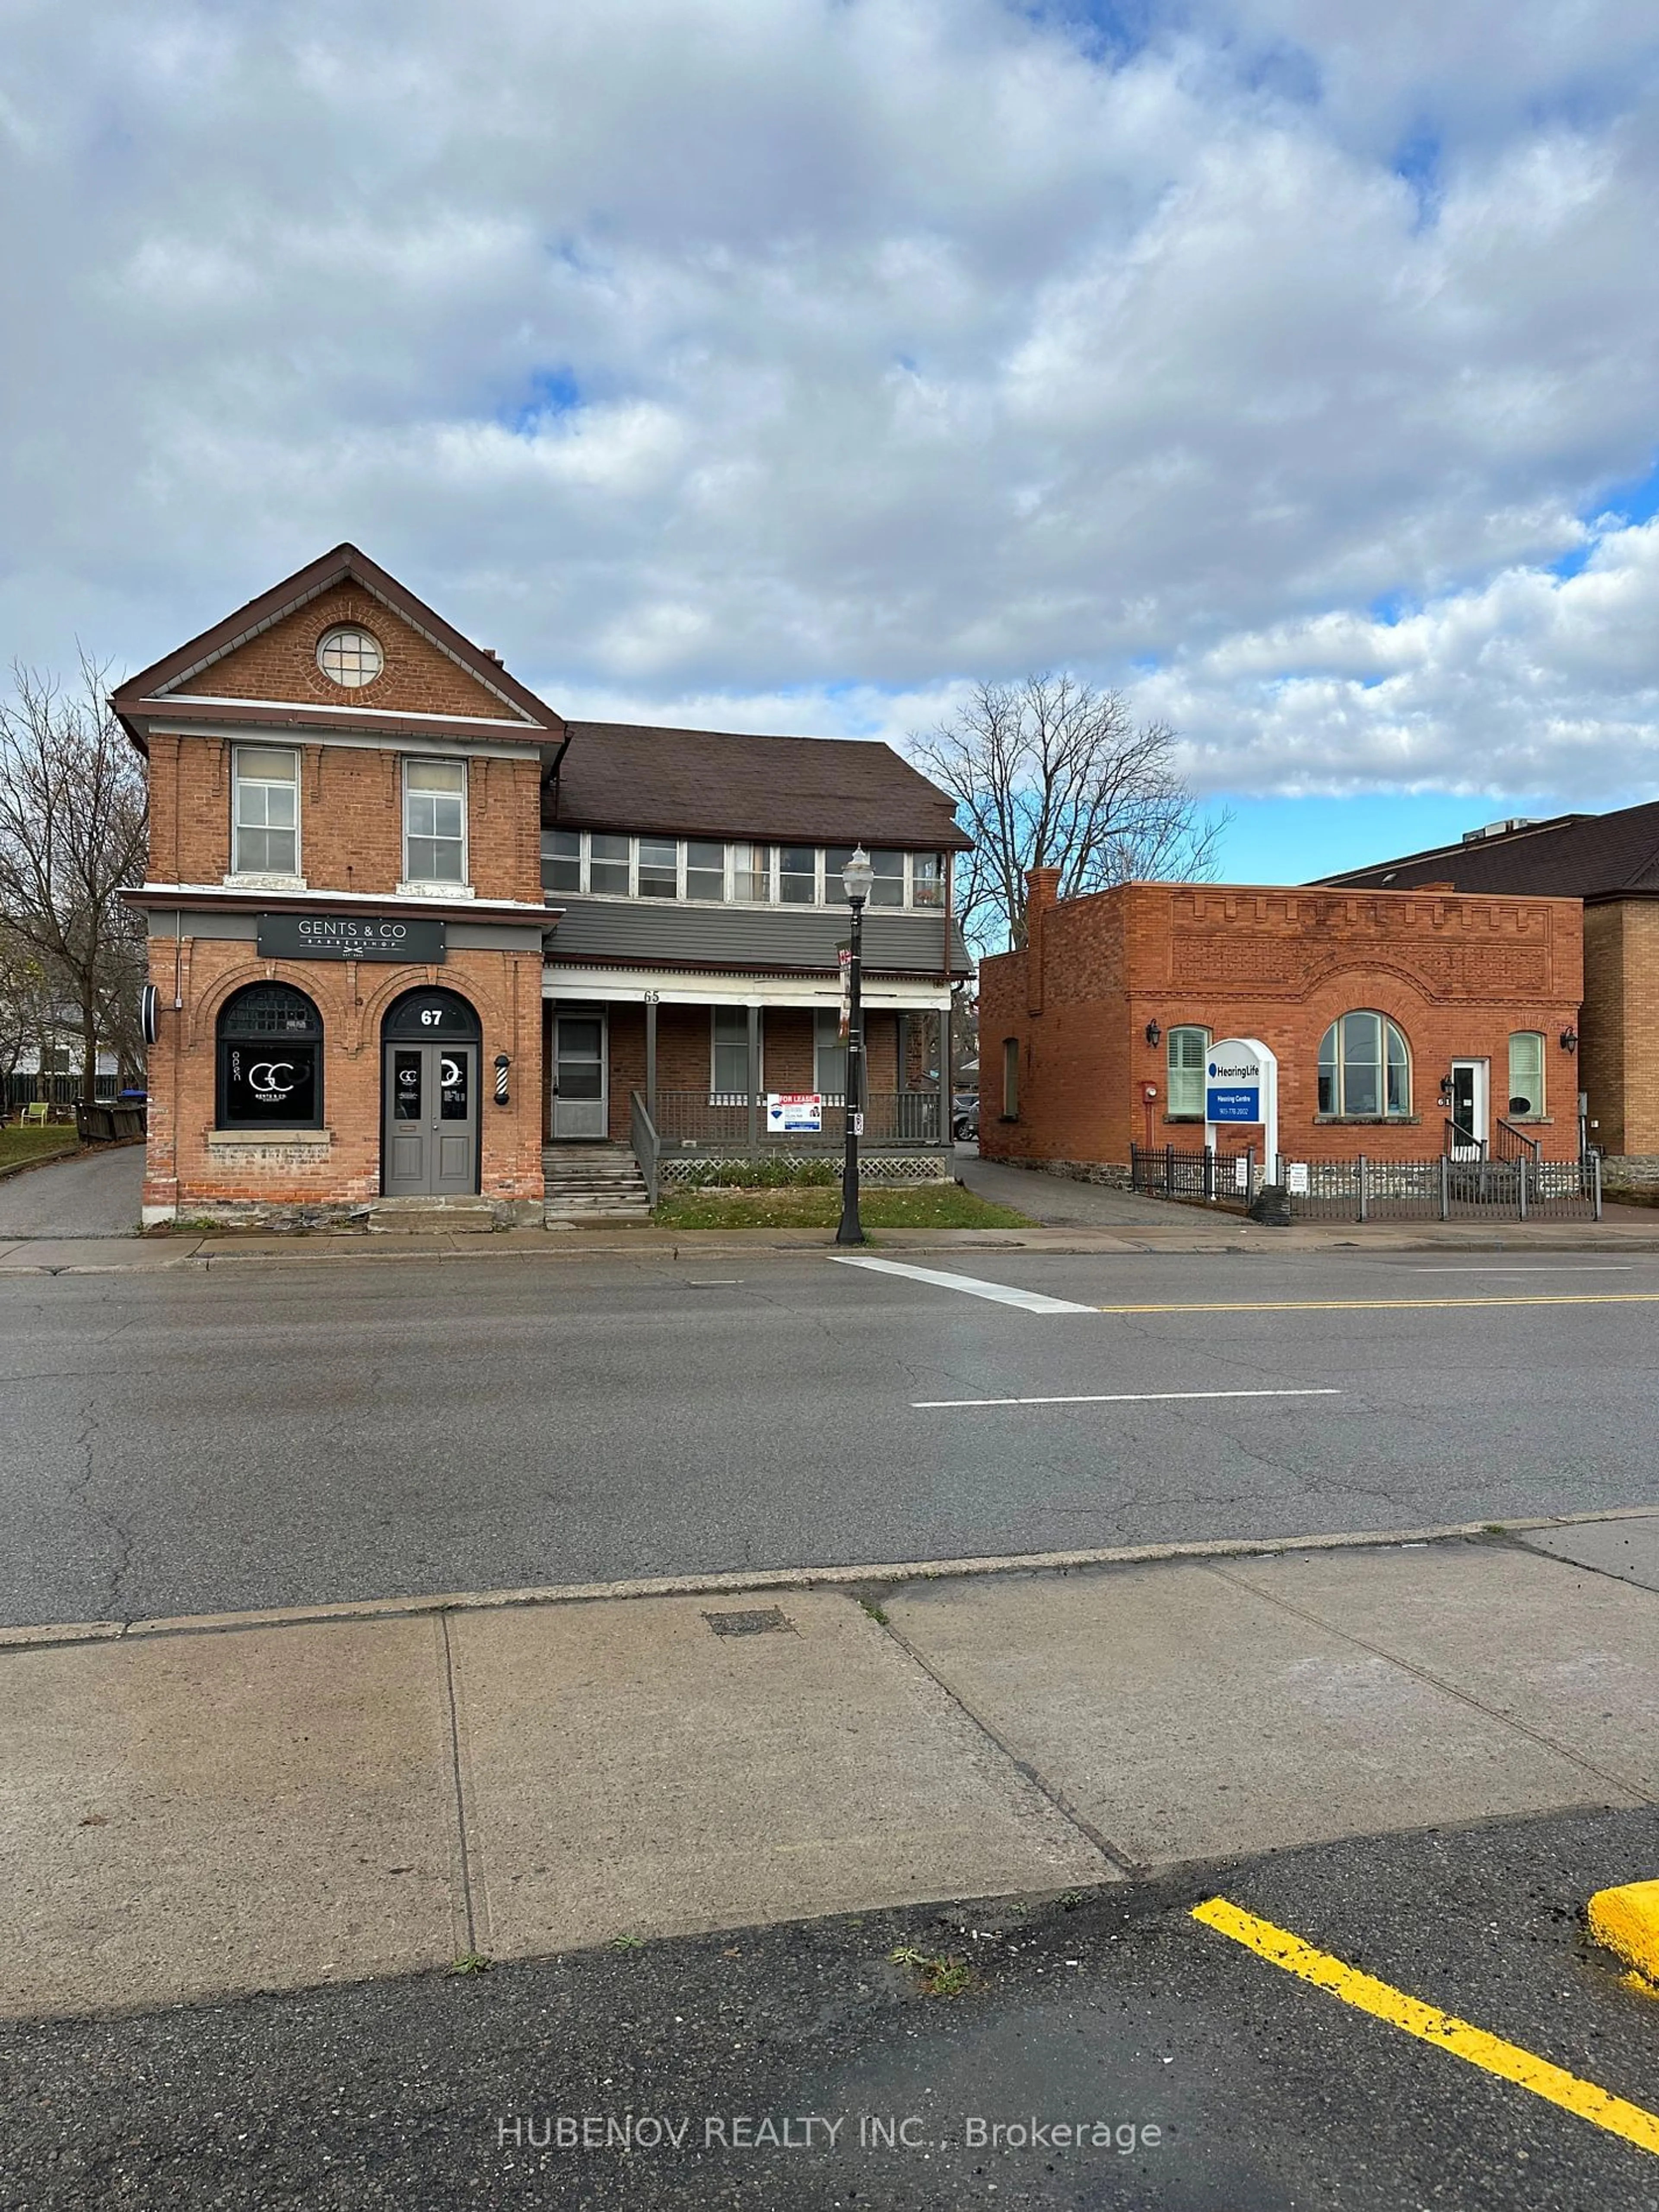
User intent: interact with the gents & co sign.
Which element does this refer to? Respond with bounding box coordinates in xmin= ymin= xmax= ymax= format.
xmin=256 ymin=913 xmax=447 ymax=963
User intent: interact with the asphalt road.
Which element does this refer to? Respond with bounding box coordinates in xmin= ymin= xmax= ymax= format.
xmin=4 ymin=1246 xmax=1659 ymax=1626
xmin=5 ymin=1803 xmax=1658 ymax=2209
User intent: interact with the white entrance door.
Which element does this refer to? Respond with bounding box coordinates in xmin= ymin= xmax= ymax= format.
xmin=1449 ymin=1059 xmax=1488 ymax=1156
xmin=552 ymin=1011 xmax=608 ymax=1139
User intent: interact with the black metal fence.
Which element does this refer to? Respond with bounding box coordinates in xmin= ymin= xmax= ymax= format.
xmin=6 ymin=1072 xmax=120 ymax=1115
xmin=1128 ymin=1144 xmax=1602 ymax=1222
xmin=1129 ymin=1143 xmax=1255 ymax=1205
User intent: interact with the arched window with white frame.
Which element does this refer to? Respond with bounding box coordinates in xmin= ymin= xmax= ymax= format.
xmin=1317 ymin=1012 xmax=1411 ymax=1118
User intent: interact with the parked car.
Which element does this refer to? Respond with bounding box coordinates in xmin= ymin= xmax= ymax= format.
xmin=952 ymin=1090 xmax=979 ymax=1142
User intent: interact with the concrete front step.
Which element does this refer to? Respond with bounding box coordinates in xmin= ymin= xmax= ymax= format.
xmin=369 ymin=1197 xmax=496 ymax=1235
xmin=543 ymin=1145 xmax=651 ymax=1220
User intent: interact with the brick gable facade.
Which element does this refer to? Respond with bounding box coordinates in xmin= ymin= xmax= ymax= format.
xmin=171 ymin=583 xmax=523 ymax=723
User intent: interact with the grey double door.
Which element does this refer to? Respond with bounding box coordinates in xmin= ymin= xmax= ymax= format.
xmin=383 ymin=1041 xmax=479 ymax=1195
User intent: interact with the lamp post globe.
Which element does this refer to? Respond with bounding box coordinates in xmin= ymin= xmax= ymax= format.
xmin=836 ymin=847 xmax=872 ymax=1246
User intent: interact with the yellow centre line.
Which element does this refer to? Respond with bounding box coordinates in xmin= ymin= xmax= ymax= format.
xmin=1193 ymin=1896 xmax=1659 ymax=2160
xmin=1094 ymin=1293 xmax=1659 ymax=1314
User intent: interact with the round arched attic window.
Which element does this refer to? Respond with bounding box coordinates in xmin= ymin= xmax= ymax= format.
xmin=316 ymin=624 xmax=384 ymax=688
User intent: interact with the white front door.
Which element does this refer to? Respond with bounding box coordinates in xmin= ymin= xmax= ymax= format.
xmin=552 ymin=1011 xmax=608 ymax=1139
xmin=1449 ymin=1059 xmax=1488 ymax=1155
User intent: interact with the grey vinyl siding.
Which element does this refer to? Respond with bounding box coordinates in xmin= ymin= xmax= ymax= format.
xmin=544 ymin=895 xmax=969 ymax=977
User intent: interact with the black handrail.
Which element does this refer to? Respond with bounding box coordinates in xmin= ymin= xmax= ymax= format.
xmin=1494 ymin=1117 xmax=1540 ymax=1163
xmin=1444 ymin=1117 xmax=1486 ymax=1159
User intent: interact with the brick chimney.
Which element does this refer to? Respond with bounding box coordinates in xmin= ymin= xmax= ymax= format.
xmin=1025 ymin=867 xmax=1060 ymax=1015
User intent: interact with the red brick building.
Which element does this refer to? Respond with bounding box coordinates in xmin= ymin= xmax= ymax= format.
xmin=119 ymin=545 xmax=970 ymax=1226
xmin=1322 ymin=805 xmax=1659 ymax=1189
xmin=979 ymin=869 xmax=1584 ymax=1182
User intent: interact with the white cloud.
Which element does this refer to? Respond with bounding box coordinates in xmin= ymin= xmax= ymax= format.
xmin=1143 ymin=515 xmax=1659 ymax=801
xmin=1 ymin=0 xmax=1657 ymax=802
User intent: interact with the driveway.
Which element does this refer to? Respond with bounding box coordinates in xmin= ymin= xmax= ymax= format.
xmin=0 ymin=1143 xmax=143 ymax=1238
xmin=954 ymin=1147 xmax=1191 ymax=1228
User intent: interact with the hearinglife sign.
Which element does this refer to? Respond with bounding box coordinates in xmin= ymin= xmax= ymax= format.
xmin=1205 ymin=1036 xmax=1278 ymax=1169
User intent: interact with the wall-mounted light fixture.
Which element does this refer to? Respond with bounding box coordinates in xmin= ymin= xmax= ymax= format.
xmin=1560 ymin=1027 xmax=1579 ymax=1054
xmin=1144 ymin=1020 xmax=1162 ymax=1048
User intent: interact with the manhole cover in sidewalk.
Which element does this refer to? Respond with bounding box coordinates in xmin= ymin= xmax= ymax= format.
xmin=703 ymin=1606 xmax=793 ymax=1637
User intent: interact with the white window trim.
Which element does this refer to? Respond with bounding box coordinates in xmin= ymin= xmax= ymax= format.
xmin=1165 ymin=1024 xmax=1211 ymax=1118
xmin=1319 ymin=1011 xmax=1414 ymax=1119
xmin=1506 ymin=1031 xmax=1547 ymax=1119
xmin=229 ymin=744 xmax=303 ymax=886
xmin=400 ymin=756 xmax=470 ymax=897
xmin=543 ymin=834 xmax=945 ymax=909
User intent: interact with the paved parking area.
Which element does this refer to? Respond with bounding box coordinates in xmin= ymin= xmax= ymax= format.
xmin=4 ymin=1803 xmax=1657 ymax=2209
xmin=0 ymin=1143 xmax=142 ymax=1239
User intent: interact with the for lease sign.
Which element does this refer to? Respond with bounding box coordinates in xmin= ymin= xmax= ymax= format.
xmin=766 ymin=1093 xmax=823 ymax=1133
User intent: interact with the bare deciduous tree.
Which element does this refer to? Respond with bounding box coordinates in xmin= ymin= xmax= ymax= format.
xmin=912 ymin=674 xmax=1228 ymax=953
xmin=0 ymin=657 xmax=148 ymax=1097
xmin=0 ymin=925 xmax=48 ymax=1103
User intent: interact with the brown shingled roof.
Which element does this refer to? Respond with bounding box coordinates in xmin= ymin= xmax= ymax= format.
xmin=544 ymin=720 xmax=971 ymax=849
xmin=1316 ymin=801 xmax=1659 ymax=901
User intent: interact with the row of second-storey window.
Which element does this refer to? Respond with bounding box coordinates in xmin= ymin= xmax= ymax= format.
xmin=541 ymin=832 xmax=944 ymax=908
xmin=1162 ymin=1020 xmax=1552 ymax=1120
xmin=229 ymin=747 xmax=468 ymax=886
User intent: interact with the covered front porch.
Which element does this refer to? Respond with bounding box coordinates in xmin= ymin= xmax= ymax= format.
xmin=542 ymin=966 xmax=957 ymax=1201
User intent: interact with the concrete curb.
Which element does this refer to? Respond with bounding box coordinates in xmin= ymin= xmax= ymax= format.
xmin=11 ymin=1223 xmax=1651 ymax=1271
xmin=1587 ymin=1881 xmax=1659 ymax=1986
xmin=5 ymin=1504 xmax=1656 ymax=1653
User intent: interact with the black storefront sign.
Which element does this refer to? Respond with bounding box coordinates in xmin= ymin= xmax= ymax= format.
xmin=256 ymin=913 xmax=447 ymax=963
xmin=222 ymin=1042 xmax=319 ymax=1125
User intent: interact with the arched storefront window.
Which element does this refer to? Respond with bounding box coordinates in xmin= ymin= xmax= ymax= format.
xmin=216 ymin=983 xmax=323 ymax=1128
xmin=1318 ymin=1012 xmax=1411 ymax=1118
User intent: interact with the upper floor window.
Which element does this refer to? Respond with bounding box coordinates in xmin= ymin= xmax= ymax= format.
xmin=637 ymin=837 xmax=679 ymax=899
xmin=779 ymin=845 xmax=817 ymax=904
xmin=216 ymin=982 xmax=323 ymax=1130
xmin=537 ymin=833 xmax=946 ymax=909
xmin=404 ymin=759 xmax=467 ymax=885
xmin=1166 ymin=1025 xmax=1209 ymax=1118
xmin=1318 ymin=1011 xmax=1411 ymax=1118
xmin=317 ymin=625 xmax=384 ymax=688
xmin=1508 ymin=1031 xmax=1545 ymax=1119
xmin=232 ymin=747 xmax=299 ymax=877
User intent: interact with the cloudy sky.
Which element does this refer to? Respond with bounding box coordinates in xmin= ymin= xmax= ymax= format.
xmin=4 ymin=0 xmax=1658 ymax=878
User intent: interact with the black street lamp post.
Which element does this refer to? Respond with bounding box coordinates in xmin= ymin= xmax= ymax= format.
xmin=836 ymin=846 xmax=874 ymax=1246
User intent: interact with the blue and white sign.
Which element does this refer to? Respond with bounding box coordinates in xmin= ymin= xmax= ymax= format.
xmin=1205 ymin=1044 xmax=1265 ymax=1125
xmin=1204 ymin=1036 xmax=1279 ymax=1178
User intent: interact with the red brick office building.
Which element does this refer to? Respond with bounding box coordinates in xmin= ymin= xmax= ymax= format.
xmin=118 ymin=545 xmax=969 ymax=1226
xmin=980 ymin=869 xmax=1584 ymax=1180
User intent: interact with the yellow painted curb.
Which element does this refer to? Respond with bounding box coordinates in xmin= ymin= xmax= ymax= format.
xmin=1588 ymin=1881 xmax=1659 ymax=1987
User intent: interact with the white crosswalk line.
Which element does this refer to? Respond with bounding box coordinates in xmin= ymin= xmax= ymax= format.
xmin=827 ymin=1254 xmax=1096 ymax=1313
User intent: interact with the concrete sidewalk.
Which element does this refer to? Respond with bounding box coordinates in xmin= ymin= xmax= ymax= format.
xmin=4 ymin=1511 xmax=1658 ymax=2020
